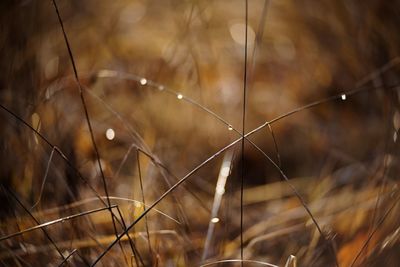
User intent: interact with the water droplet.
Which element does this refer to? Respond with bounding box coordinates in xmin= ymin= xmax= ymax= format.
xmin=211 ymin=217 xmax=219 ymax=223
xmin=105 ymin=128 xmax=115 ymax=140
xmin=177 ymin=94 xmax=183 ymax=99
xmin=228 ymin=125 xmax=233 ymax=131
xmin=341 ymin=94 xmax=346 ymax=100
xmin=158 ymin=85 xmax=164 ymax=91
xmin=139 ymin=78 xmax=147 ymax=85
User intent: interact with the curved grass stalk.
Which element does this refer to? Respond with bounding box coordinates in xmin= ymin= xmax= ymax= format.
xmin=0 ymin=205 xmax=117 ymax=242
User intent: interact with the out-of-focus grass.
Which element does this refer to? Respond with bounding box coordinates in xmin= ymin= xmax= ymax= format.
xmin=1 ymin=0 xmax=400 ymax=266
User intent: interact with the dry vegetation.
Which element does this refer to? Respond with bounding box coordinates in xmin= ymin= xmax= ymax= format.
xmin=1 ymin=0 xmax=400 ymax=266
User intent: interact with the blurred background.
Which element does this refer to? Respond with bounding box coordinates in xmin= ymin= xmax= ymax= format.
xmin=1 ymin=0 xmax=400 ymax=266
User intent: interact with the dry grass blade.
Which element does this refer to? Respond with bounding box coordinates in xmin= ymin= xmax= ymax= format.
xmin=0 ymin=205 xmax=117 ymax=242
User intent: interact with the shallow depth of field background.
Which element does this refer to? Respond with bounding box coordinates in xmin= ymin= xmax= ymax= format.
xmin=1 ymin=0 xmax=400 ymax=266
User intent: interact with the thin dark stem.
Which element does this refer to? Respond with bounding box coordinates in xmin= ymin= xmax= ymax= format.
xmin=51 ymin=0 xmax=112 ymax=220
xmin=51 ymin=1 xmax=124 ymax=263
xmin=136 ymin=150 xmax=153 ymax=264
xmin=240 ymin=1 xmax=249 ymax=264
